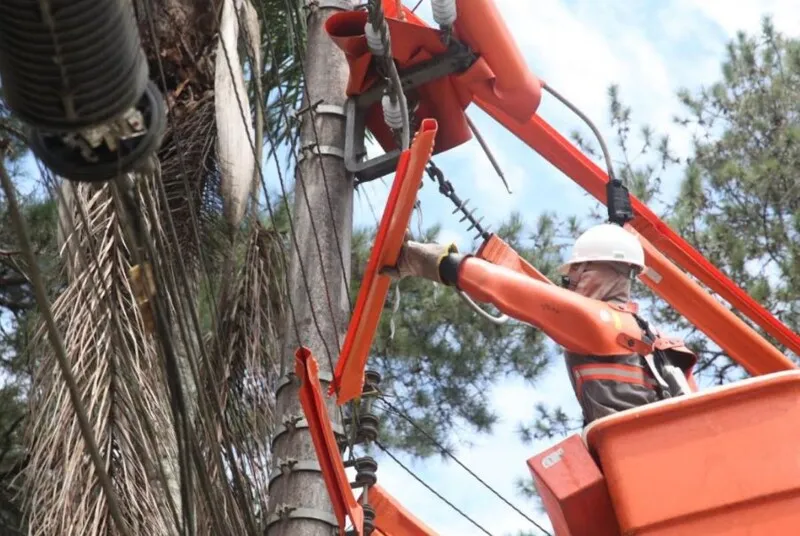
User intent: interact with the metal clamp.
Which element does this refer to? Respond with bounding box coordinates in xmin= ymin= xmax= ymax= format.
xmin=298 ymin=143 xmax=345 ymax=164
xmin=268 ymin=458 xmax=323 ymax=491
xmin=345 ymin=42 xmax=478 ymax=183
xmin=314 ymin=104 xmax=347 ymax=119
xmin=275 ymin=370 xmax=333 ymax=398
xmin=304 ymin=0 xmax=353 ymax=12
xmin=271 ymin=417 xmax=346 ymax=446
xmin=266 ymin=505 xmax=339 ymax=528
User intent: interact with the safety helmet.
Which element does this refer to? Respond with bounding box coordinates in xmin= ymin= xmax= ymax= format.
xmin=558 ymin=223 xmax=645 ymax=274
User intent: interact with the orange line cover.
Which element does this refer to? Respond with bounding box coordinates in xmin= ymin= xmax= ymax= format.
xmin=366 ymin=485 xmax=439 ymax=535
xmin=330 ymin=119 xmax=439 ymax=405
xmin=296 ymin=348 xmax=364 ymax=535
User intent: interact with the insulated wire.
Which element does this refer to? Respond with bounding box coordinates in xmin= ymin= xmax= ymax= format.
xmin=542 ymin=82 xmax=620 ymax=186
xmin=374 ymin=440 xmax=495 ymax=536
xmin=378 ymin=398 xmax=553 ymax=536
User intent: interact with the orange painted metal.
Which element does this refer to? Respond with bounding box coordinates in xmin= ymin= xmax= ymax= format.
xmin=325 ymin=0 xmax=542 ymax=157
xmin=295 ymin=348 xmax=364 ymax=536
xmin=527 ymin=435 xmax=620 ymax=536
xmin=330 ymin=119 xmax=439 ymax=405
xmin=362 ymin=485 xmax=439 ymax=535
xmin=455 ymin=256 xmax=654 ymax=357
xmin=474 ymin=96 xmax=800 ymax=363
xmin=584 ymin=370 xmax=800 ymax=535
xmin=628 ymin=225 xmax=796 ymax=376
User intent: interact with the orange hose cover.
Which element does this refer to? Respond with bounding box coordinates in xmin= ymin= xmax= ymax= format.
xmin=331 ymin=119 xmax=439 ymax=405
xmin=361 ymin=485 xmax=439 ymax=535
xmin=457 ymin=256 xmax=648 ymax=356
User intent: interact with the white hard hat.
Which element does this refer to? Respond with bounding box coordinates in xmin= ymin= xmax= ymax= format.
xmin=558 ymin=223 xmax=645 ymax=274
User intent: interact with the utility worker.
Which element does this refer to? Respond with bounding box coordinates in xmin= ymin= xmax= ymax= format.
xmin=382 ymin=222 xmax=698 ymax=425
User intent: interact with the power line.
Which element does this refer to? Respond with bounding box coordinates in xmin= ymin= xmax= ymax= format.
xmin=378 ymin=398 xmax=553 ymax=536
xmin=374 ymin=440 xmax=495 ymax=536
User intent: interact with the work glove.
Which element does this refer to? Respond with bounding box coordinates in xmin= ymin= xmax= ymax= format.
xmin=380 ymin=238 xmax=458 ymax=283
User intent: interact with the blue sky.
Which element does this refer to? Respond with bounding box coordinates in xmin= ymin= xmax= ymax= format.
xmin=339 ymin=2 xmax=800 ymax=535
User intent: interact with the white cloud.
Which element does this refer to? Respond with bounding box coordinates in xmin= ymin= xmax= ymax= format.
xmin=677 ymin=0 xmax=800 ymax=36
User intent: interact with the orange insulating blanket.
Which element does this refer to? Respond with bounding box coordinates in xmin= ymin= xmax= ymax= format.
xmin=325 ymin=0 xmax=542 ymax=157
xmin=330 ymin=119 xmax=439 ymax=405
xmin=296 ymin=348 xmax=364 ymax=536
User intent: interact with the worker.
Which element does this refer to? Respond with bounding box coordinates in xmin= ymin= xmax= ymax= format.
xmin=381 ymin=222 xmax=698 ymax=425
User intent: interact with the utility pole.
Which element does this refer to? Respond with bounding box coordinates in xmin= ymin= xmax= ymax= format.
xmin=267 ymin=1 xmax=355 ymax=535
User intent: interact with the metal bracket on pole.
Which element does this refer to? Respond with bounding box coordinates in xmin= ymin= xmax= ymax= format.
xmin=266 ymin=505 xmax=339 ymax=529
xmin=272 ymin=416 xmax=345 ymax=445
xmin=268 ymin=458 xmax=324 ymax=491
xmin=345 ymin=42 xmax=478 ymax=184
xmin=275 ymin=370 xmax=333 ymax=399
xmin=305 ymin=0 xmax=352 ymax=13
xmin=299 ymin=143 xmax=345 ymax=164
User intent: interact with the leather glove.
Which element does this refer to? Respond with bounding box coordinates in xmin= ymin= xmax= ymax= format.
xmin=380 ymin=240 xmax=458 ymax=282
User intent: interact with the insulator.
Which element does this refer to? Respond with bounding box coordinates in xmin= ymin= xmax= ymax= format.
xmin=355 ymin=413 xmax=379 ymax=444
xmin=382 ymin=93 xmax=405 ymax=131
xmin=431 ymin=0 xmax=457 ymax=27
xmin=0 ymin=0 xmax=166 ymax=182
xmin=363 ymin=504 xmax=377 ymax=536
xmin=364 ymin=21 xmax=388 ymax=56
xmin=354 ymin=456 xmax=378 ymax=487
xmin=364 ymin=370 xmax=382 ymax=390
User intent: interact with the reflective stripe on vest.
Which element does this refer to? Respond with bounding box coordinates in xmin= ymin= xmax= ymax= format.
xmin=572 ymin=363 xmax=657 ymax=392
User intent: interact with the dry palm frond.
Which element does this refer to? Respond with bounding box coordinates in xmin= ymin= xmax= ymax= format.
xmin=215 ymin=0 xmax=260 ymax=230
xmin=24 ymin=179 xmax=178 ymax=536
xmin=196 ymin=219 xmax=286 ymax=529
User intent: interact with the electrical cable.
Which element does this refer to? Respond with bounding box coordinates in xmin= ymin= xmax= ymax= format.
xmin=378 ymin=398 xmax=553 ymax=536
xmin=542 ymin=82 xmax=633 ymax=225
xmin=374 ymin=440 xmax=495 ymax=536
xmin=542 ymin=83 xmax=617 ymax=185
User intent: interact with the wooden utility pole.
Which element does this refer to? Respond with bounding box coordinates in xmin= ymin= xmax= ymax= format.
xmin=267 ymin=1 xmax=355 ymax=535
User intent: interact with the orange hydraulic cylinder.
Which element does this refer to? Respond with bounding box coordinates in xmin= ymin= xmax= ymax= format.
xmin=474 ymin=95 xmax=800 ymax=362
xmin=627 ymin=225 xmax=796 ymax=376
xmin=330 ymin=119 xmax=439 ymax=405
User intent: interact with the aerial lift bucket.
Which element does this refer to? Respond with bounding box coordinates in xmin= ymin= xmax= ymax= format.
xmin=529 ymin=370 xmax=800 ymax=535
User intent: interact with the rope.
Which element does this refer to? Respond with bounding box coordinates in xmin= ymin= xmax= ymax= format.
xmin=378 ymin=398 xmax=553 ymax=536
xmin=375 ymin=440 xmax=495 ymax=536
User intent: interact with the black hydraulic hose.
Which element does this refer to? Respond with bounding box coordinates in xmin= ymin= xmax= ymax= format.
xmin=0 ymin=0 xmax=166 ymax=182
